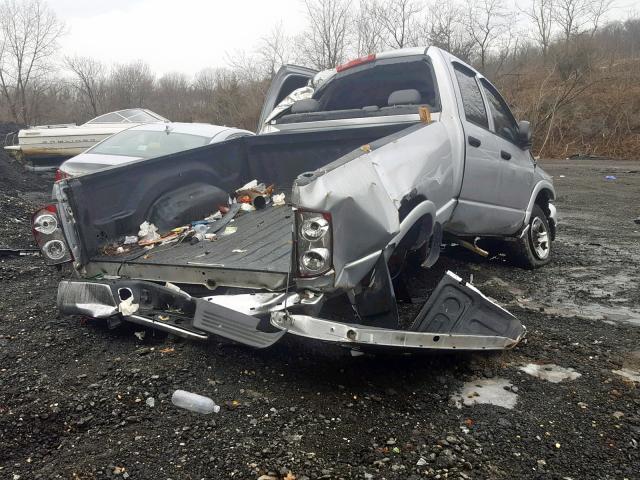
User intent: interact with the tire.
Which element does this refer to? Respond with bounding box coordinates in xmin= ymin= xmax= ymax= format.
xmin=510 ymin=204 xmax=552 ymax=269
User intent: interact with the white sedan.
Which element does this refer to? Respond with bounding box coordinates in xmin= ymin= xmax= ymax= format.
xmin=56 ymin=122 xmax=253 ymax=179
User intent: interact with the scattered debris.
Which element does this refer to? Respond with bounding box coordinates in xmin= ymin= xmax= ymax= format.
xmin=223 ymin=226 xmax=237 ymax=235
xmin=232 ymin=249 xmax=247 ymax=253
xmin=145 ymin=397 xmax=155 ymax=408
xmin=124 ymin=235 xmax=138 ymax=245
xmin=235 ymin=179 xmax=274 ymax=210
xmin=612 ymin=368 xmax=640 ymax=383
xmin=272 ymin=192 xmax=286 ymax=206
xmin=451 ymin=378 xmax=518 ymax=409
xmin=0 ymin=247 xmax=40 ymax=258
xmin=134 ymin=331 xmax=145 ymax=341
xmin=172 ymin=390 xmax=220 ymax=414
xmin=118 ymin=297 xmax=139 ymax=316
xmin=604 ymin=175 xmax=617 ymax=180
xmin=635 ymin=217 xmax=640 ymax=225
xmin=519 ymin=363 xmax=581 ymax=383
xmin=138 ymin=221 xmax=160 ymax=243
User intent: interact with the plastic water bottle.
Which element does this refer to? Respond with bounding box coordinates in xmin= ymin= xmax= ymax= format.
xmin=193 ymin=224 xmax=208 ymax=242
xmin=171 ymin=390 xmax=220 ymax=414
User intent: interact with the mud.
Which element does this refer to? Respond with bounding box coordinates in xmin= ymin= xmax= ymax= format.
xmin=1 ymin=154 xmax=639 ymax=479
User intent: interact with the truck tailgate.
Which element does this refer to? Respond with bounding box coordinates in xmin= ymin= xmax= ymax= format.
xmin=87 ymin=206 xmax=294 ymax=289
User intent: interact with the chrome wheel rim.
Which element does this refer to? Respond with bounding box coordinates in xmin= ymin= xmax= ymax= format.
xmin=530 ymin=217 xmax=550 ymax=260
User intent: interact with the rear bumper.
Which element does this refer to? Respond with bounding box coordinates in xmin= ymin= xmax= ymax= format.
xmin=56 ymin=271 xmax=525 ymax=352
xmin=271 ymin=313 xmax=524 ymax=350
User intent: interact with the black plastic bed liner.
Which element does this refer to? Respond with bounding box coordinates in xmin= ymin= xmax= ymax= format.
xmin=91 ymin=206 xmax=294 ymax=274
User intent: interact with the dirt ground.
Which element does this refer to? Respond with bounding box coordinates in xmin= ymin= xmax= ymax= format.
xmin=1 ymin=149 xmax=639 ymax=479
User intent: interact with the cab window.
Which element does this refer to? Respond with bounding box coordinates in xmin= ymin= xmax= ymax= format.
xmin=480 ymin=79 xmax=519 ymax=144
xmin=452 ymin=63 xmax=488 ymax=129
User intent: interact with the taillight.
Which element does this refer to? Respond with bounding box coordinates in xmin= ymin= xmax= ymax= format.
xmin=54 ymin=169 xmax=70 ymax=182
xmin=32 ymin=205 xmax=73 ymax=265
xmin=296 ymin=211 xmax=332 ymax=277
xmin=336 ymin=54 xmax=376 ymax=72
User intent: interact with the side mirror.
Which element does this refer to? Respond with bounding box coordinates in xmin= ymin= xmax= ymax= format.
xmin=517 ymin=120 xmax=532 ymax=148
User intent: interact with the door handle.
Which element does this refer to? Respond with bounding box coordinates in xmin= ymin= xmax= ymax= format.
xmin=501 ymin=150 xmax=512 ymax=160
xmin=468 ymin=136 xmax=481 ymax=147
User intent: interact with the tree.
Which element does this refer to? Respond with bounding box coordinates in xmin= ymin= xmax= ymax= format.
xmin=464 ymin=0 xmax=513 ymax=70
xmin=297 ymin=0 xmax=351 ymax=69
xmin=520 ymin=0 xmax=555 ymax=58
xmin=108 ymin=60 xmax=155 ymax=109
xmin=428 ymin=1 xmax=474 ymax=61
xmin=376 ymin=0 xmax=427 ymax=49
xmin=64 ymin=55 xmax=106 ymax=116
xmin=354 ymin=0 xmax=385 ymax=56
xmin=0 ymin=0 xmax=64 ymax=124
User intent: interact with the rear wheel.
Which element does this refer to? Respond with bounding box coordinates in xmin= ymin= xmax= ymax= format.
xmin=510 ymin=204 xmax=552 ymax=269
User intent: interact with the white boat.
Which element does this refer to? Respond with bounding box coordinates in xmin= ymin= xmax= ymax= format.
xmin=4 ymin=109 xmax=168 ymax=169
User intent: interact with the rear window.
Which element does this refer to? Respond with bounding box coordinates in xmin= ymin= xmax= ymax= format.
xmin=316 ymin=59 xmax=439 ymax=111
xmin=90 ymin=130 xmax=210 ymax=158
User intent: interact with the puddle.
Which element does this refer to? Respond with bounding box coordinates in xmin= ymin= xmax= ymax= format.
xmin=451 ymin=378 xmax=517 ymax=410
xmin=612 ymin=351 xmax=640 ymax=383
xmin=519 ymin=363 xmax=581 ymax=383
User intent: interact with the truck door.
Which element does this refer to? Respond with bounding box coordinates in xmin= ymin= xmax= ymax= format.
xmin=478 ymin=78 xmax=534 ymax=223
xmin=257 ymin=65 xmax=318 ymax=132
xmin=448 ymin=62 xmax=505 ymax=235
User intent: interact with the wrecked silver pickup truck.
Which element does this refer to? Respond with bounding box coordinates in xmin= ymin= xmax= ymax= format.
xmin=33 ymin=46 xmax=556 ymax=352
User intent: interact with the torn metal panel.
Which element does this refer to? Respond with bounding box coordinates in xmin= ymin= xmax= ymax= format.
xmin=271 ymin=270 xmax=525 ymax=351
xmin=410 ymin=271 xmax=524 ymax=341
xmin=293 ymin=121 xmax=456 ymax=289
xmin=57 ymin=280 xmax=118 ymax=318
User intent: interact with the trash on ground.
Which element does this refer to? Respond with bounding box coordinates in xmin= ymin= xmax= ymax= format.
xmin=451 ymin=378 xmax=517 ymax=409
xmin=134 ymin=331 xmax=145 ymax=341
xmin=0 ymin=247 xmax=41 ymax=258
xmin=519 ymin=363 xmax=581 ymax=383
xmin=604 ymin=175 xmax=617 ymax=180
xmin=232 ymin=249 xmax=247 ymax=253
xmin=223 ymin=226 xmax=237 ymax=235
xmin=118 ymin=296 xmax=139 ymax=316
xmin=124 ymin=236 xmax=138 ymax=245
xmin=145 ymin=396 xmax=155 ymax=407
xmin=171 ymin=389 xmax=220 ymax=414
xmin=634 ymin=217 xmax=640 ymax=225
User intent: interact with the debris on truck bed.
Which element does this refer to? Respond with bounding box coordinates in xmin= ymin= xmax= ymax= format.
xmin=98 ymin=179 xmax=287 ymax=257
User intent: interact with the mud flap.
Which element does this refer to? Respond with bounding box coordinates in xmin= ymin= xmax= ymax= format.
xmin=410 ymin=271 xmax=524 ymax=341
xmin=193 ymin=298 xmax=285 ymax=348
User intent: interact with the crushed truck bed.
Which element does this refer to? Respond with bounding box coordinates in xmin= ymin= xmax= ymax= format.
xmin=89 ymin=206 xmax=294 ymax=287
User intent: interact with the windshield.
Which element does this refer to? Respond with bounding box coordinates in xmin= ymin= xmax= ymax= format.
xmin=89 ymin=129 xmax=210 ymax=158
xmin=86 ymin=109 xmax=166 ymax=124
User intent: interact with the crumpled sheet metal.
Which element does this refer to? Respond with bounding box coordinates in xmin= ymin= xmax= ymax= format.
xmin=57 ymin=280 xmax=118 ymax=318
xmin=294 ymin=154 xmax=399 ymax=289
xmin=293 ymin=122 xmax=455 ymax=289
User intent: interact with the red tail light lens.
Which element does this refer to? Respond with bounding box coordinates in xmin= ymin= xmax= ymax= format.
xmin=336 ymin=54 xmax=376 ymax=72
xmin=32 ymin=205 xmax=73 ymax=265
xmin=54 ymin=169 xmax=70 ymax=182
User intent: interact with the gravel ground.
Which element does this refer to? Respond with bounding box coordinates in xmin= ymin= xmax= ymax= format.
xmin=1 ymin=144 xmax=639 ymax=479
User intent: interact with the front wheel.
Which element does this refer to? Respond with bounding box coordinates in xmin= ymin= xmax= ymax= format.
xmin=510 ymin=204 xmax=552 ymax=269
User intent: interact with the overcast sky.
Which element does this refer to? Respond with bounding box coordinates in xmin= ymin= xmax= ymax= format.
xmin=49 ymin=0 xmax=305 ymax=75
xmin=49 ymin=0 xmax=637 ymax=77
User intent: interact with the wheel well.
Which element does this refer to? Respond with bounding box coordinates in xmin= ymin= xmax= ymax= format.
xmin=534 ymin=189 xmax=553 ymax=217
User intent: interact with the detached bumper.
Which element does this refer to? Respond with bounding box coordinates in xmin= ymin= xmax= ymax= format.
xmin=56 ymin=271 xmax=525 ymax=352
